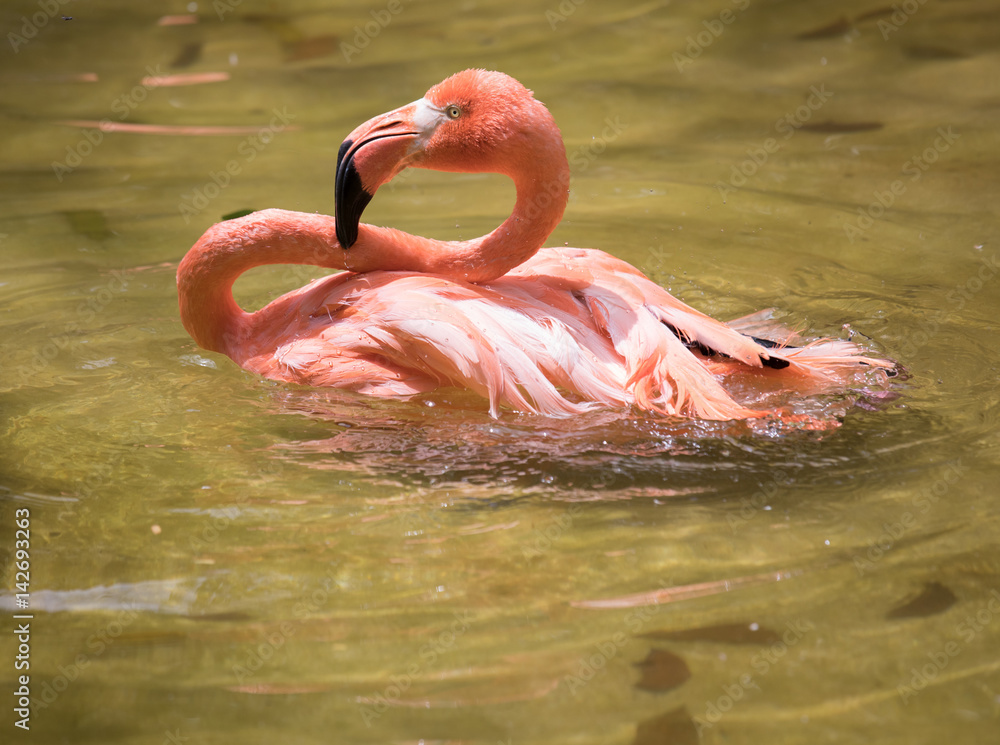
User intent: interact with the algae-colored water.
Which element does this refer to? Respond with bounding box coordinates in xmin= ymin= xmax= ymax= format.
xmin=1 ymin=1 xmax=999 ymax=743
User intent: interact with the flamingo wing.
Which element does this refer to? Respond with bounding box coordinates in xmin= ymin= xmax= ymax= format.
xmin=245 ymin=272 xmax=627 ymax=417
xmin=237 ymin=250 xmax=891 ymax=421
xmin=504 ymin=249 xmax=765 ymax=419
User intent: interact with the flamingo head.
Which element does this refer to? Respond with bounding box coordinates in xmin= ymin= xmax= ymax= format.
xmin=335 ymin=69 xmax=562 ymax=248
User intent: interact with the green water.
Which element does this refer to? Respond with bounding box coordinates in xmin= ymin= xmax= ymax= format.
xmin=2 ymin=0 xmax=999 ymax=743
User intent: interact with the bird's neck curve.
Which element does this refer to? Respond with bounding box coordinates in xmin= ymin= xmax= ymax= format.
xmin=177 ymin=210 xmax=347 ymax=355
xmin=177 ymin=118 xmax=571 ymax=355
xmin=344 ymin=120 xmax=571 ymax=283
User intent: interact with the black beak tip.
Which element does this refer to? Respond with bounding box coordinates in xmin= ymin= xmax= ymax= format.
xmin=335 ymin=138 xmax=374 ymax=250
xmin=335 ymin=214 xmax=357 ymax=250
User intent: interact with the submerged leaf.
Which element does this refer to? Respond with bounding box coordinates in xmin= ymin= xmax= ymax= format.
xmin=63 ymin=210 xmax=112 ymax=241
xmin=634 ymin=706 xmax=699 ymax=745
xmin=171 ymin=41 xmax=202 ymax=69
xmin=887 ymin=582 xmax=958 ymax=619
xmin=634 ymin=649 xmax=691 ymax=692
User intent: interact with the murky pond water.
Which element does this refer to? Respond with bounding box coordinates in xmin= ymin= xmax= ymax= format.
xmin=2 ymin=0 xmax=999 ymax=743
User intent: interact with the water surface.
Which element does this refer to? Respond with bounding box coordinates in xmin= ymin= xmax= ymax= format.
xmin=1 ymin=1 xmax=999 ymax=743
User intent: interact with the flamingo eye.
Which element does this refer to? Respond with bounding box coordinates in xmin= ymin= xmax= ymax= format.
xmin=445 ymin=105 xmax=462 ymax=120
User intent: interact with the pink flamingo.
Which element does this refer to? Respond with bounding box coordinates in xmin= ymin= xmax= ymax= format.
xmin=178 ymin=69 xmax=893 ymax=421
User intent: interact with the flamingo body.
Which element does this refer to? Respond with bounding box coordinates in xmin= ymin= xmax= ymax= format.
xmin=178 ymin=70 xmax=893 ymax=422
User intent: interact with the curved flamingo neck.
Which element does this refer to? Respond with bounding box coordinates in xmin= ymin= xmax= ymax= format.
xmin=346 ymin=139 xmax=570 ymax=282
xmin=177 ymin=210 xmax=345 ymax=355
xmin=177 ymin=115 xmax=570 ymax=355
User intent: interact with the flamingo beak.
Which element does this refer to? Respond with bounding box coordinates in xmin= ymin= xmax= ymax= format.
xmin=335 ymin=102 xmax=424 ymax=248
